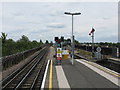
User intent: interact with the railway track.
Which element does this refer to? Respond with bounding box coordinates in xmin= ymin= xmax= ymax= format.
xmin=75 ymin=54 xmax=120 ymax=73
xmin=2 ymin=46 xmax=49 ymax=89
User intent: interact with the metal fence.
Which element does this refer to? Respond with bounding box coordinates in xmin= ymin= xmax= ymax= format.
xmin=75 ymin=44 xmax=120 ymax=58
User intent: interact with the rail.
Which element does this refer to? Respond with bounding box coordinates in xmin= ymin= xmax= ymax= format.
xmin=2 ymin=46 xmax=49 ymax=89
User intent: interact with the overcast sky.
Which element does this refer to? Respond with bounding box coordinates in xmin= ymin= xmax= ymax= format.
xmin=1 ymin=2 xmax=118 ymax=43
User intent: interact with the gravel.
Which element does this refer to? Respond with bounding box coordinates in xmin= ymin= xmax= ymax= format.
xmin=2 ymin=50 xmax=41 ymax=80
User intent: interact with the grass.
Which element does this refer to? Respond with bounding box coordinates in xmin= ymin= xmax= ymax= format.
xmin=75 ymin=49 xmax=119 ymax=61
xmin=75 ymin=49 xmax=94 ymax=60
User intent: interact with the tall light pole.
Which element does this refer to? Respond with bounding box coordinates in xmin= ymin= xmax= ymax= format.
xmin=64 ymin=12 xmax=81 ymax=65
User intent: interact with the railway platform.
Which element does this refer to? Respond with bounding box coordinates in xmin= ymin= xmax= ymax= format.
xmin=108 ymin=58 xmax=120 ymax=64
xmin=2 ymin=46 xmax=120 ymax=89
xmin=42 ymin=51 xmax=120 ymax=89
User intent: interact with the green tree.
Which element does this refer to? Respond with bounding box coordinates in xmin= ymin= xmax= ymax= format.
xmin=2 ymin=34 xmax=44 ymax=57
xmin=45 ymin=40 xmax=49 ymax=44
xmin=20 ymin=35 xmax=30 ymax=42
xmin=99 ymin=42 xmax=104 ymax=46
xmin=2 ymin=39 xmax=16 ymax=56
xmin=40 ymin=39 xmax=43 ymax=44
xmin=16 ymin=35 xmax=31 ymax=51
xmin=31 ymin=40 xmax=39 ymax=48
xmin=75 ymin=40 xmax=80 ymax=45
xmin=50 ymin=41 xmax=53 ymax=44
xmin=1 ymin=32 xmax=7 ymax=44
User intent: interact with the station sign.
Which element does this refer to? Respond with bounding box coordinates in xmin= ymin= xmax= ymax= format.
xmin=57 ymin=48 xmax=62 ymax=60
xmin=57 ymin=48 xmax=62 ymax=53
xmin=95 ymin=52 xmax=101 ymax=60
xmin=62 ymin=50 xmax=69 ymax=55
xmin=57 ymin=53 xmax=62 ymax=57
xmin=57 ymin=44 xmax=61 ymax=47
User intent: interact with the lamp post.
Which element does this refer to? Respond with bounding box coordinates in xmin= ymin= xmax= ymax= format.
xmin=64 ymin=12 xmax=81 ymax=65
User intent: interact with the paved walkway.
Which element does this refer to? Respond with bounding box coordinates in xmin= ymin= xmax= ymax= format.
xmin=44 ymin=47 xmax=119 ymax=89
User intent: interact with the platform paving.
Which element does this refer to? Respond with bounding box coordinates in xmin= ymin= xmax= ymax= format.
xmin=44 ymin=47 xmax=119 ymax=89
xmin=50 ymin=59 xmax=119 ymax=89
xmin=61 ymin=60 xmax=119 ymax=89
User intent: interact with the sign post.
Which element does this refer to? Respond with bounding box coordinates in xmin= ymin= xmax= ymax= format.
xmin=62 ymin=50 xmax=70 ymax=60
xmin=57 ymin=48 xmax=62 ymax=64
xmin=95 ymin=47 xmax=102 ymax=60
xmin=96 ymin=47 xmax=101 ymax=52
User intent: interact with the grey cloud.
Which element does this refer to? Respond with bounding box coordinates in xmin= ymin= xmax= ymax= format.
xmin=4 ymin=2 xmax=117 ymax=43
xmin=8 ymin=29 xmax=26 ymax=34
xmin=97 ymin=27 xmax=107 ymax=30
xmin=47 ymin=23 xmax=66 ymax=29
xmin=47 ymin=25 xmax=65 ymax=29
xmin=12 ymin=13 xmax=24 ymax=16
xmin=30 ymin=29 xmax=52 ymax=34
xmin=75 ymin=35 xmax=90 ymax=42
xmin=97 ymin=35 xmax=118 ymax=42
xmin=50 ymin=11 xmax=64 ymax=17
xmin=39 ymin=11 xmax=63 ymax=18
xmin=76 ymin=35 xmax=118 ymax=43
xmin=102 ymin=17 xmax=110 ymax=20
xmin=24 ymin=22 xmax=40 ymax=24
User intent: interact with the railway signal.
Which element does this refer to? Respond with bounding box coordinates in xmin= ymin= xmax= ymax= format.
xmin=61 ymin=36 xmax=64 ymax=42
xmin=89 ymin=27 xmax=95 ymax=57
xmin=54 ymin=36 xmax=71 ymax=64
xmin=89 ymin=28 xmax=95 ymax=35
xmin=55 ymin=37 xmax=59 ymax=42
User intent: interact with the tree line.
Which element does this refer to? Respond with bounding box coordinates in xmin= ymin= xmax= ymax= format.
xmin=1 ymin=32 xmax=50 ymax=57
xmin=63 ymin=38 xmax=119 ymax=48
xmin=79 ymin=42 xmax=119 ymax=48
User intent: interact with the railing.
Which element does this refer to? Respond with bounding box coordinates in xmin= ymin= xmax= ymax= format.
xmin=1 ymin=44 xmax=46 ymax=70
xmin=75 ymin=44 xmax=120 ymax=58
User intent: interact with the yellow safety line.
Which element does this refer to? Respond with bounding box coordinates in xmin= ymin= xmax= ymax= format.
xmin=49 ymin=60 xmax=53 ymax=90
xmin=80 ymin=59 xmax=120 ymax=78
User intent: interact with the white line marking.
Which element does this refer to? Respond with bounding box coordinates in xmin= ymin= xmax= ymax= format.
xmin=56 ymin=66 xmax=70 ymax=88
xmin=41 ymin=60 xmax=50 ymax=89
xmin=75 ymin=59 xmax=119 ymax=86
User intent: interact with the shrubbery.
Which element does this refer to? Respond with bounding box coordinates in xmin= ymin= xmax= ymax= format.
xmin=1 ymin=32 xmax=43 ymax=57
